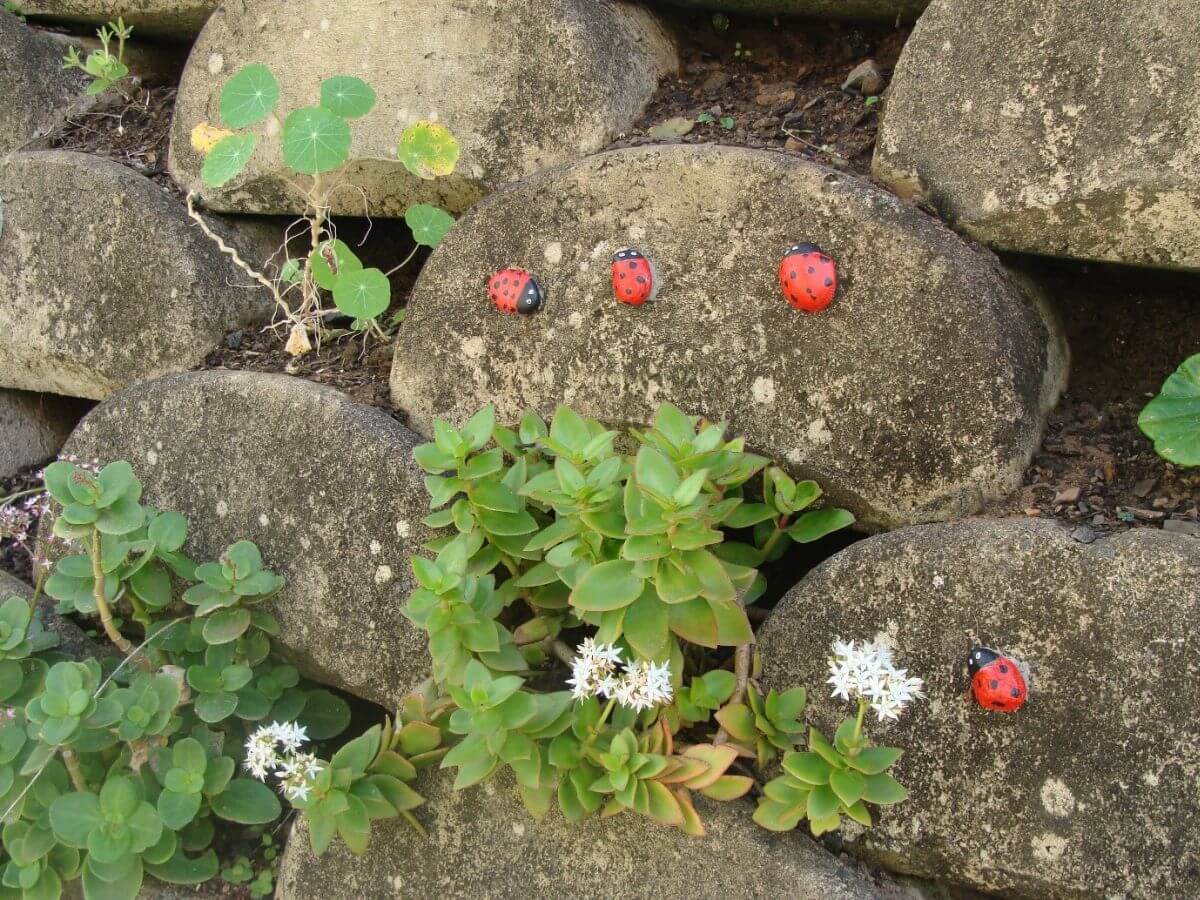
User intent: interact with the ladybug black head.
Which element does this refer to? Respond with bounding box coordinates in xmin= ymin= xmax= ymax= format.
xmin=613 ymin=248 xmax=644 ymax=262
xmin=786 ymin=242 xmax=822 ymax=256
xmin=516 ymin=279 xmax=544 ymax=315
xmin=967 ymin=646 xmax=1001 ymax=677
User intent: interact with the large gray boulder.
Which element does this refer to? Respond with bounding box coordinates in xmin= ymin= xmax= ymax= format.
xmin=22 ymin=1 xmax=218 ymax=39
xmin=0 ymin=10 xmax=87 ymax=154
xmin=391 ymin=144 xmax=1067 ymax=531
xmin=52 ymin=371 xmax=433 ymax=709
xmin=0 ymin=151 xmax=276 ymax=400
xmin=656 ymin=1 xmax=927 ymax=20
xmin=0 ymin=389 xmax=87 ymax=479
xmin=168 ymin=0 xmax=677 ymax=216
xmin=277 ymin=769 xmax=906 ymax=900
xmin=874 ymin=0 xmax=1200 ymax=271
xmin=758 ymin=519 xmax=1200 ymax=898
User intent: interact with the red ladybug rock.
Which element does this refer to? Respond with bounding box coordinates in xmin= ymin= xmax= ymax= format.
xmin=488 ymin=267 xmax=544 ymax=315
xmin=612 ymin=249 xmax=657 ymax=305
xmin=968 ymin=646 xmax=1028 ymax=713
xmin=779 ymin=243 xmax=837 ymax=312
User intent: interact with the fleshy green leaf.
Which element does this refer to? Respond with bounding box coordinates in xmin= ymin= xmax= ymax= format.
xmin=569 ymin=560 xmax=643 ymax=612
xmin=209 ymin=779 xmax=281 ymax=824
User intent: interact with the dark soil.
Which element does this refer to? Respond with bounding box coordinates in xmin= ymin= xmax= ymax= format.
xmin=45 ymin=84 xmax=178 ymax=188
xmin=612 ymin=11 xmax=909 ymax=175
xmin=980 ymin=257 xmax=1200 ymax=537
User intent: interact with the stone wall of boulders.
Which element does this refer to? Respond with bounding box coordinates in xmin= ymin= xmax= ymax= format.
xmin=2 ymin=1 xmax=1198 ymax=898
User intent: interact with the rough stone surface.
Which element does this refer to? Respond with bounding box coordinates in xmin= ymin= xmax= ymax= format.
xmin=658 ymin=0 xmax=927 ymax=20
xmin=53 ymin=371 xmax=434 ymax=709
xmin=874 ymin=0 xmax=1200 ymax=270
xmin=169 ymin=0 xmax=678 ymax=216
xmin=278 ymin=769 xmax=905 ymax=900
xmin=0 ymin=10 xmax=88 ymax=154
xmin=0 ymin=389 xmax=88 ymax=479
xmin=758 ymin=519 xmax=1200 ymax=899
xmin=0 ymin=151 xmax=276 ymax=400
xmin=391 ymin=144 xmax=1067 ymax=531
xmin=23 ymin=1 xmax=218 ymax=38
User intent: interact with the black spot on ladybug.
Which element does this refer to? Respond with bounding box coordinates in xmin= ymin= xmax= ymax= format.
xmin=789 ymin=271 xmax=796 ymax=279
xmin=808 ymin=266 xmax=815 ymax=274
xmin=824 ymin=278 xmax=833 ymax=286
xmin=629 ymin=261 xmax=638 ymax=270
xmin=635 ymin=275 xmax=646 ymax=284
xmin=990 ymin=679 xmax=999 ymax=689
xmin=1011 ymin=688 xmax=1020 ymax=698
xmin=806 ymin=288 xmax=814 ymax=295
xmin=619 ymin=272 xmax=626 ymax=279
xmin=999 ymin=664 xmax=1008 ymax=674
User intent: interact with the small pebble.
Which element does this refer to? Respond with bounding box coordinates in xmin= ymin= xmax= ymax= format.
xmin=1053 ymin=486 xmax=1081 ymax=504
xmin=1070 ymin=525 xmax=1097 ymax=544
xmin=1162 ymin=519 xmax=1200 ymax=538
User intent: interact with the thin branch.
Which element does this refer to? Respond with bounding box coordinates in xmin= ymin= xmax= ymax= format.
xmin=185 ymin=192 xmax=292 ymax=322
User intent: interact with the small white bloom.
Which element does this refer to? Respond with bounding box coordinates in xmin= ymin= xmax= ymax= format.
xmin=827 ymin=638 xmax=925 ymax=721
xmin=568 ymin=640 xmax=624 ymax=700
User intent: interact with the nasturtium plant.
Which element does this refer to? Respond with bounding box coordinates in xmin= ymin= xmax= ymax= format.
xmin=188 ymin=65 xmax=462 ymax=353
xmin=62 ymin=18 xmax=132 ymax=97
xmin=0 ymin=459 xmax=352 ymax=899
xmin=1139 ymin=352 xmax=1200 ymax=467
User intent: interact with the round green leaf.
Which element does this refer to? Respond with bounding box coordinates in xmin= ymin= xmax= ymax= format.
xmin=297 ymin=689 xmax=350 ymax=739
xmin=786 ymin=508 xmax=856 ymax=543
xmin=200 ymin=133 xmax=256 ymax=188
xmin=158 ymin=788 xmax=202 ymax=831
xmin=332 ymin=267 xmax=390 ymax=320
xmin=405 ymin=203 xmax=455 ymax=248
xmin=201 ymin=608 xmax=251 ymax=646
xmin=397 ymin=121 xmax=460 ymax=179
xmin=193 ymin=691 xmax=238 ymax=724
xmin=282 ymin=106 xmax=352 ymax=175
xmin=219 ymin=64 xmax=279 ymax=128
xmin=49 ymin=793 xmax=103 ymax=847
xmin=145 ymin=849 xmax=218 ymax=886
xmin=1139 ymin=353 xmax=1200 ymax=466
xmin=319 ymin=76 xmax=376 ymax=119
xmin=209 ymin=779 xmax=281 ymax=825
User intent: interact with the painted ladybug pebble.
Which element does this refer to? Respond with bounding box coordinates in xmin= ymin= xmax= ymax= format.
xmin=779 ymin=243 xmax=837 ymax=312
xmin=968 ymin=646 xmax=1028 ymax=713
xmin=612 ymin=248 xmax=657 ymax=305
xmin=488 ymin=267 xmax=544 ymax=315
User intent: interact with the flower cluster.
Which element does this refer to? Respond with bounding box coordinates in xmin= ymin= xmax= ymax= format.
xmin=827 ymin=638 xmax=925 ymax=722
xmin=244 ymin=721 xmax=322 ymax=801
xmin=568 ymin=639 xmax=673 ymax=712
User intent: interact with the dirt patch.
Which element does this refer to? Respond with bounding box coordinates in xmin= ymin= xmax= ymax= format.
xmin=981 ymin=257 xmax=1200 ymax=537
xmin=612 ymin=11 xmax=909 ymax=175
xmin=45 ymin=84 xmax=178 ymax=188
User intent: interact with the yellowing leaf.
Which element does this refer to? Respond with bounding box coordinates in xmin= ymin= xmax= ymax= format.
xmin=191 ymin=122 xmax=234 ymax=156
xmin=397 ymin=121 xmax=460 ymax=180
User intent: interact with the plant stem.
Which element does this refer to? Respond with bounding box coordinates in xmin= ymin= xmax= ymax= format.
xmin=850 ymin=697 xmax=868 ymax=749
xmin=61 ymin=749 xmax=88 ymax=793
xmin=384 ymin=245 xmax=420 ymax=278
xmin=89 ymin=530 xmax=147 ymax=668
xmin=757 ymin=515 xmax=790 ymax=562
xmin=581 ymin=698 xmax=616 ymax=751
xmin=714 ymin=640 xmax=754 ymax=746
xmin=0 ymin=488 xmax=43 ymax=506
